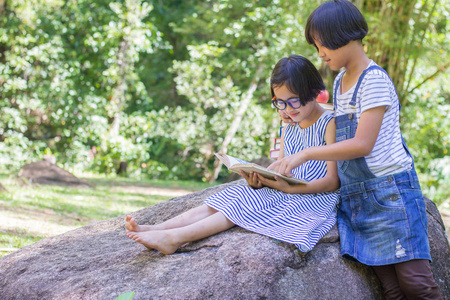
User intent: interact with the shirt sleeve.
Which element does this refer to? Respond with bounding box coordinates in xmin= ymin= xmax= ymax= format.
xmin=359 ymin=71 xmax=394 ymax=113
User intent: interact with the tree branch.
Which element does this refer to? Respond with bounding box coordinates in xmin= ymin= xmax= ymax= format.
xmin=209 ymin=66 xmax=264 ymax=183
xmin=407 ymin=62 xmax=450 ymax=95
xmin=404 ymin=0 xmax=438 ymax=94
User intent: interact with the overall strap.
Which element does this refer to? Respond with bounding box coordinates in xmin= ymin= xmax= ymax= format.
xmin=349 ymin=65 xmax=388 ymax=108
xmin=348 ymin=65 xmax=414 ymax=165
xmin=333 ymin=74 xmax=342 ymax=111
xmin=333 ymin=66 xmax=393 ymax=110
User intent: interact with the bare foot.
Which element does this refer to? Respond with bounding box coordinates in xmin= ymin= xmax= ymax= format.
xmin=126 ymin=230 xmax=182 ymax=255
xmin=125 ymin=215 xmax=157 ymax=232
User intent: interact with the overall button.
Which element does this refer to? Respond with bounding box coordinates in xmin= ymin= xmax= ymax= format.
xmin=391 ymin=194 xmax=398 ymax=201
xmin=388 ymin=177 xmax=393 ymax=183
xmin=348 ymin=114 xmax=353 ymax=120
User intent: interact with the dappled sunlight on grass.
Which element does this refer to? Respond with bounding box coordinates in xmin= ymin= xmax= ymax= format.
xmin=0 ymin=228 xmax=45 ymax=248
xmin=0 ymin=174 xmax=215 ymax=258
xmin=1 ymin=180 xmax=171 ymax=221
xmin=0 ymin=229 xmax=45 ymax=258
xmin=84 ymin=176 xmax=216 ymax=191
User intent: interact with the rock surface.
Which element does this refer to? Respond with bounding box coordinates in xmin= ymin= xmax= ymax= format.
xmin=0 ymin=180 xmax=448 ymax=300
xmin=17 ymin=160 xmax=93 ymax=188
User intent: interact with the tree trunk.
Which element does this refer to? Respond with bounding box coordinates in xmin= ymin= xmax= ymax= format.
xmin=209 ymin=66 xmax=264 ymax=183
xmin=107 ymin=40 xmax=129 ymax=140
xmin=0 ymin=0 xmax=5 ymax=17
xmin=364 ymin=0 xmax=415 ymax=106
xmin=363 ymin=0 xmax=445 ymax=107
xmin=403 ymin=0 xmax=440 ymax=98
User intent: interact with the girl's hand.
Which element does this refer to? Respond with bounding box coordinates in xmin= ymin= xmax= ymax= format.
xmin=268 ymin=151 xmax=309 ymax=176
xmin=240 ymin=171 xmax=263 ymax=189
xmin=256 ymin=174 xmax=290 ymax=192
xmin=278 ymin=109 xmax=293 ymax=124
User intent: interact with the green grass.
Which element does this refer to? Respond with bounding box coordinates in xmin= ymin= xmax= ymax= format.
xmin=0 ymin=229 xmax=44 ymax=249
xmin=0 ymin=173 xmax=216 ymax=258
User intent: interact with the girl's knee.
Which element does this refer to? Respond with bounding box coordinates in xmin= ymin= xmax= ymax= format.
xmin=396 ymin=260 xmax=442 ymax=300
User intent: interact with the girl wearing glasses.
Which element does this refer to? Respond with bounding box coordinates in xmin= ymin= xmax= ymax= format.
xmin=125 ymin=55 xmax=340 ymax=255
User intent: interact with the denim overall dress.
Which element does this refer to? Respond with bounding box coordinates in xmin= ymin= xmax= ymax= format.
xmin=334 ymin=65 xmax=432 ymax=266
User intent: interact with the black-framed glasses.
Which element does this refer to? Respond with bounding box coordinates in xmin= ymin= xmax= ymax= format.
xmin=272 ymin=96 xmax=302 ymax=110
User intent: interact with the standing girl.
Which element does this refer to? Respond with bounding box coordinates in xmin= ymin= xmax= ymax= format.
xmin=271 ymin=1 xmax=442 ymax=299
xmin=126 ymin=55 xmax=340 ymax=255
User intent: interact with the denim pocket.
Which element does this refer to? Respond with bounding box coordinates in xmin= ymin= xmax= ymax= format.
xmin=407 ymin=189 xmax=428 ymax=232
xmin=336 ymin=126 xmax=350 ymax=173
xmin=368 ymin=183 xmax=404 ymax=212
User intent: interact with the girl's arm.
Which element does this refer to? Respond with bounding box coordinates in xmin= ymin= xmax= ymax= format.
xmin=257 ymin=119 xmax=340 ymax=194
xmin=271 ymin=106 xmax=386 ymax=177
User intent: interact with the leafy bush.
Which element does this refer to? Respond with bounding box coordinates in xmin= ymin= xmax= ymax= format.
xmin=402 ymin=87 xmax=450 ymax=204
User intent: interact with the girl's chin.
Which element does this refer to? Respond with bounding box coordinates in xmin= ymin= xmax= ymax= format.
xmin=329 ymin=65 xmax=342 ymax=71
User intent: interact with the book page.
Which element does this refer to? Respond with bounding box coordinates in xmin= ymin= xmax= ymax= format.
xmin=227 ymin=155 xmax=250 ymax=166
xmin=215 ymin=153 xmax=308 ymax=185
xmin=215 ymin=153 xmax=250 ymax=168
xmin=231 ymin=164 xmax=308 ymax=185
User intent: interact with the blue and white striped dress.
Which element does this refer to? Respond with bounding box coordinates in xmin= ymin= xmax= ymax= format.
xmin=205 ymin=111 xmax=339 ymax=252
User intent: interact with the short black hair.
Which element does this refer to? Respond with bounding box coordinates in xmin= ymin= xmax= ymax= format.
xmin=270 ymin=55 xmax=325 ymax=105
xmin=305 ymin=0 xmax=368 ymax=50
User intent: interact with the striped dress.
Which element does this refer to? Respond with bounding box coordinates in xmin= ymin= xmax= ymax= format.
xmin=205 ymin=111 xmax=339 ymax=252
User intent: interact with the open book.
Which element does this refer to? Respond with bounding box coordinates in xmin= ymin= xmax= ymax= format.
xmin=215 ymin=153 xmax=308 ymax=185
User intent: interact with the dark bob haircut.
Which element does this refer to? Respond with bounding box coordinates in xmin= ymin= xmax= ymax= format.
xmin=305 ymin=0 xmax=368 ymax=50
xmin=270 ymin=55 xmax=325 ymax=106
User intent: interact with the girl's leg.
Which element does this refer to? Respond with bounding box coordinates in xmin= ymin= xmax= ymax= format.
xmin=394 ymin=259 xmax=442 ymax=300
xmin=373 ymin=260 xmax=443 ymax=300
xmin=126 ymin=204 xmax=219 ymax=232
xmin=372 ymin=264 xmax=407 ymax=300
xmin=126 ymin=211 xmax=235 ymax=255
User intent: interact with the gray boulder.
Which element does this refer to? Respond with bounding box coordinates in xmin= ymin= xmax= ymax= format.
xmin=0 ymin=180 xmax=448 ymax=300
xmin=18 ymin=160 xmax=94 ymax=188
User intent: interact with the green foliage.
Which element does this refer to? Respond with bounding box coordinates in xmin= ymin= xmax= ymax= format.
xmin=115 ymin=292 xmax=135 ymax=300
xmin=0 ymin=0 xmax=449 ymax=202
xmin=364 ymin=0 xmax=450 ymax=106
xmin=170 ymin=43 xmax=269 ymax=179
xmin=402 ymin=70 xmax=450 ymax=204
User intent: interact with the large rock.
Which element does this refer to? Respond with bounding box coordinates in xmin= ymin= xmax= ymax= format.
xmin=17 ymin=160 xmax=93 ymax=188
xmin=0 ymin=180 xmax=448 ymax=300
